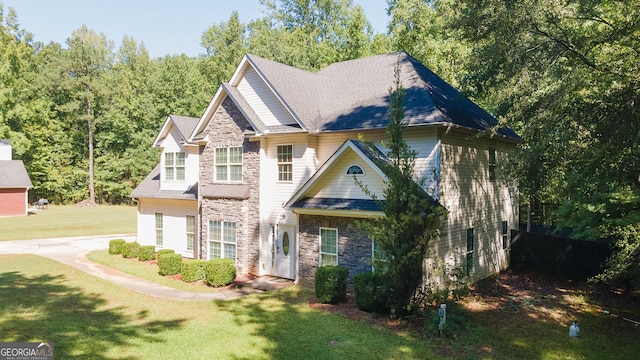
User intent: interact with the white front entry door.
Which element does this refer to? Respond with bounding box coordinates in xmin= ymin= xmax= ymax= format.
xmin=274 ymin=225 xmax=295 ymax=279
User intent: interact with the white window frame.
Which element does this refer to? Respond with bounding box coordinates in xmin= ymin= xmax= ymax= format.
xmin=466 ymin=227 xmax=475 ymax=276
xmin=155 ymin=212 xmax=163 ymax=246
xmin=186 ymin=215 xmax=196 ymax=252
xmin=346 ymin=164 xmax=365 ymax=176
xmin=277 ymin=144 xmax=293 ymax=182
xmin=319 ymin=227 xmax=338 ymax=266
xmin=502 ymin=220 xmax=509 ymax=250
xmin=489 ymin=147 xmax=496 ymax=182
xmin=208 ymin=219 xmax=237 ymax=262
xmin=164 ymin=152 xmax=185 ymax=181
xmin=214 ymin=146 xmax=243 ymax=182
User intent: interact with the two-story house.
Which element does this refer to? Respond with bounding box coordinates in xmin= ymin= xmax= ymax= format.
xmin=131 ymin=51 xmax=521 ymax=286
xmin=130 ymin=115 xmax=200 ymax=258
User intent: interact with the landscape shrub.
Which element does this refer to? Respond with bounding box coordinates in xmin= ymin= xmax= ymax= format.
xmin=354 ymin=271 xmax=390 ymax=313
xmin=108 ymin=239 xmax=126 ymax=255
xmin=315 ymin=265 xmax=348 ymax=304
xmin=137 ymin=245 xmax=156 ymax=261
xmin=204 ymin=258 xmax=236 ymax=287
xmin=158 ymin=253 xmax=182 ymax=276
xmin=121 ymin=242 xmax=140 ymax=259
xmin=181 ymin=260 xmax=206 ymax=282
xmin=157 ymin=249 xmax=175 ymax=259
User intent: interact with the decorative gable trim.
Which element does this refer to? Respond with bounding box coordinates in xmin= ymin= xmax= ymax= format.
xmin=284 ymin=139 xmax=387 ymax=209
xmin=154 ymin=115 xmax=199 ymax=147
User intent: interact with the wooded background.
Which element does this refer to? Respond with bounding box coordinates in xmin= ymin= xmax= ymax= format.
xmin=1 ymin=0 xmax=638 ymax=282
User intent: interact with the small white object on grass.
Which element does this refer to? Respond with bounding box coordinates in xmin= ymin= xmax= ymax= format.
xmin=569 ymin=321 xmax=580 ymax=338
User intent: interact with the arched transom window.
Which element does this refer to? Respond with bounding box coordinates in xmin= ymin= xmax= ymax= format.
xmin=346 ymin=165 xmax=364 ymax=175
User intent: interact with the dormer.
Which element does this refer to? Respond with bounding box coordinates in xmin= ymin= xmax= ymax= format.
xmin=153 ymin=115 xmax=200 ymax=191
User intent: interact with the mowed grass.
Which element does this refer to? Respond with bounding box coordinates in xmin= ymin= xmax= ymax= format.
xmin=86 ymin=250 xmax=220 ymax=293
xmin=0 ymin=254 xmax=437 ymax=359
xmin=0 ymin=205 xmax=136 ymax=240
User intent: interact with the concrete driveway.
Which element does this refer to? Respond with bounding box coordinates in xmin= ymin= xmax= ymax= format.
xmin=0 ymin=234 xmax=290 ymax=301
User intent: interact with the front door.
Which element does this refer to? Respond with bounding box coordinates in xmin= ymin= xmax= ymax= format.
xmin=274 ymin=225 xmax=295 ymax=279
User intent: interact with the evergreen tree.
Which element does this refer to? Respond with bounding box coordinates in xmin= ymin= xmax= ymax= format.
xmin=356 ymin=62 xmax=447 ymax=316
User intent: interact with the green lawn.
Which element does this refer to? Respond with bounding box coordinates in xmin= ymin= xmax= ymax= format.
xmin=0 ymin=205 xmax=136 ymax=240
xmin=86 ymin=250 xmax=220 ymax=293
xmin=2 ymin=205 xmax=639 ymax=359
xmin=0 ymin=254 xmax=437 ymax=359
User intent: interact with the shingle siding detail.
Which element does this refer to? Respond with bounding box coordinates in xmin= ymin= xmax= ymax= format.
xmin=199 ymin=97 xmax=261 ymax=275
xmin=298 ymin=214 xmax=373 ymax=287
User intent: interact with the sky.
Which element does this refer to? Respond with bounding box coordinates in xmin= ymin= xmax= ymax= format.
xmin=1 ymin=0 xmax=390 ymax=59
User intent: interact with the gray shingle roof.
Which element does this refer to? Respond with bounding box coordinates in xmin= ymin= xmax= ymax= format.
xmin=243 ymin=51 xmax=521 ymax=140
xmin=290 ymin=197 xmax=382 ymax=212
xmin=168 ymin=115 xmax=199 ymax=141
xmin=201 ymin=184 xmax=250 ymax=200
xmin=0 ymin=160 xmax=33 ymax=188
xmin=129 ymin=164 xmax=197 ymax=200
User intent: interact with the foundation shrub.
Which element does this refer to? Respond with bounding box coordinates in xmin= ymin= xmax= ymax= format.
xmin=181 ymin=259 xmax=206 ymax=283
xmin=138 ymin=245 xmax=156 ymax=261
xmin=157 ymin=249 xmax=175 ymax=259
xmin=158 ymin=253 xmax=182 ymax=276
xmin=354 ymin=271 xmax=390 ymax=313
xmin=204 ymin=258 xmax=236 ymax=287
xmin=108 ymin=239 xmax=126 ymax=255
xmin=121 ymin=242 xmax=140 ymax=259
xmin=315 ymin=265 xmax=348 ymax=304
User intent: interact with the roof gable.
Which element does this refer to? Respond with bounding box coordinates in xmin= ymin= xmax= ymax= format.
xmin=154 ymin=115 xmax=200 ymax=147
xmin=0 ymin=160 xmax=33 ymax=188
xmin=192 ymin=51 xmax=521 ymax=142
xmin=285 ymin=139 xmax=387 ymax=209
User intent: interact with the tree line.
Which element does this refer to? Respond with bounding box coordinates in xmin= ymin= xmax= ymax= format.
xmin=1 ymin=0 xmax=638 ymax=285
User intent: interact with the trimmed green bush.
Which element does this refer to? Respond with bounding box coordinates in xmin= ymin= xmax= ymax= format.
xmin=204 ymin=258 xmax=236 ymax=287
xmin=315 ymin=265 xmax=348 ymax=304
xmin=157 ymin=249 xmax=175 ymax=259
xmin=181 ymin=259 xmax=206 ymax=283
xmin=158 ymin=253 xmax=182 ymax=276
xmin=354 ymin=271 xmax=390 ymax=313
xmin=138 ymin=245 xmax=156 ymax=261
xmin=121 ymin=242 xmax=140 ymax=259
xmin=108 ymin=239 xmax=126 ymax=255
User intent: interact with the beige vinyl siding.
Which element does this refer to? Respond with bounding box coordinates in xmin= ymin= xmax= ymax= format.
xmin=404 ymin=128 xmax=440 ymax=196
xmin=430 ymin=131 xmax=518 ymax=283
xmin=260 ymin=134 xmax=312 ymax=224
xmin=314 ymin=128 xmax=440 ymax=196
xmin=136 ymin=198 xmax=198 ymax=258
xmin=237 ymin=67 xmax=297 ymax=127
xmin=312 ymin=148 xmax=385 ymax=200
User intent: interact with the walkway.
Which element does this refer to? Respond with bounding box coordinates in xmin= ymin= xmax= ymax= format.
xmin=0 ymin=234 xmax=293 ymax=301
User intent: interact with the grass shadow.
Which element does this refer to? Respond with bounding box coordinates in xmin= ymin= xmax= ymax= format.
xmin=0 ymin=267 xmax=185 ymax=359
xmin=215 ymin=288 xmax=433 ymax=360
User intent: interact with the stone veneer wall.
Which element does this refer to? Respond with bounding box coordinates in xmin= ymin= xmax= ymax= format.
xmin=298 ymin=214 xmax=373 ymax=287
xmin=199 ymin=97 xmax=261 ymax=275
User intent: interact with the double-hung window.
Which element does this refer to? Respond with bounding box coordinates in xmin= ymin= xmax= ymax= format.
xmin=372 ymin=239 xmax=390 ymax=272
xmin=186 ymin=215 xmax=196 ymax=252
xmin=165 ymin=152 xmax=185 ymax=181
xmin=502 ymin=221 xmax=509 ymax=250
xmin=466 ymin=228 xmax=474 ymax=276
xmin=277 ymin=144 xmax=293 ymax=182
xmin=320 ymin=227 xmax=338 ymax=266
xmin=488 ymin=148 xmax=496 ymax=182
xmin=208 ymin=220 xmax=237 ymax=262
xmin=155 ymin=213 xmax=163 ymax=246
xmin=215 ymin=146 xmax=242 ymax=182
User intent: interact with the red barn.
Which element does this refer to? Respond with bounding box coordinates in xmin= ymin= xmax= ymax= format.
xmin=0 ymin=140 xmax=33 ymax=217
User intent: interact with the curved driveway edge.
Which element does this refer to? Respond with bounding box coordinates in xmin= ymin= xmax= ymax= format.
xmin=0 ymin=234 xmax=266 ymax=301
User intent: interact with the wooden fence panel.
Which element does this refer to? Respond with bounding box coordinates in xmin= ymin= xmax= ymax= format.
xmin=510 ymin=230 xmax=611 ymax=280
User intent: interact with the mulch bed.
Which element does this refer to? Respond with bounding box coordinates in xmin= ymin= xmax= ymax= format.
xmin=307 ymin=270 xmax=640 ymax=336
